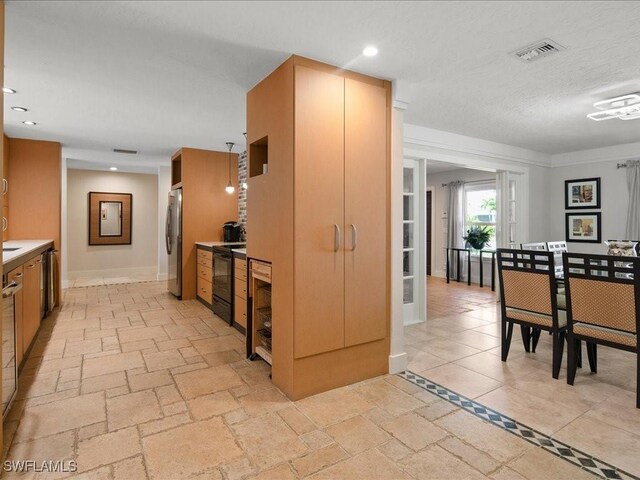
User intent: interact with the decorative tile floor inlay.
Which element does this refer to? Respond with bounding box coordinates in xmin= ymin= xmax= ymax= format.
xmin=399 ymin=371 xmax=639 ymax=480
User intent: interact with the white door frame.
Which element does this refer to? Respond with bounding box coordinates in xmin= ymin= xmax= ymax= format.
xmin=425 ymin=186 xmax=435 ymax=278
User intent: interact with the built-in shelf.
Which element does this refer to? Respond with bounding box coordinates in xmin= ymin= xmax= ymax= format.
xmin=249 ymin=136 xmax=268 ymax=178
xmin=171 ymin=153 xmax=182 ymax=186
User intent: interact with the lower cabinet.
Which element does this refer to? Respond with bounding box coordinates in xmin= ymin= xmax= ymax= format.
xmin=233 ymin=256 xmax=247 ymax=330
xmin=196 ymin=247 xmax=213 ymax=306
xmin=22 ymin=257 xmax=41 ymax=356
xmin=7 ymin=266 xmax=23 ymax=366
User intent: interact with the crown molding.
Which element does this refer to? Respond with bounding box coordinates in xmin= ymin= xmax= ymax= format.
xmin=550 ymin=141 xmax=640 ymax=168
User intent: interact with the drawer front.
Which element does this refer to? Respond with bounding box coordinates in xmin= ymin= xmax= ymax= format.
xmin=197 ymin=249 xmax=212 ymax=262
xmin=235 ymin=267 xmax=247 ymax=282
xmin=197 ymin=264 xmax=212 ymax=282
xmin=234 ymin=296 xmax=247 ymax=328
xmin=234 ymin=258 xmax=247 ymax=272
xmin=197 ymin=255 xmax=211 ymax=267
xmin=196 ymin=277 xmax=212 ymax=303
xmin=234 ymin=275 xmax=247 ymax=300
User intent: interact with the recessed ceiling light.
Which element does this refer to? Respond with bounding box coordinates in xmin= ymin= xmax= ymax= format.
xmin=363 ymin=46 xmax=378 ymax=57
xmin=22 ymin=121 xmax=36 ymax=126
xmin=11 ymin=106 xmax=27 ymax=112
xmin=3 ymin=87 xmax=16 ymax=94
xmin=109 ymin=167 xmax=118 ymax=171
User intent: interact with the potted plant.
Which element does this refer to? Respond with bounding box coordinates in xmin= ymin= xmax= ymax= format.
xmin=463 ymin=226 xmax=491 ymax=251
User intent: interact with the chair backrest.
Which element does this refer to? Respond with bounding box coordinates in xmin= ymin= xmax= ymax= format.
xmin=521 ymin=242 xmax=548 ymax=251
xmin=547 ymin=241 xmax=568 ymax=253
xmin=563 ymin=252 xmax=640 ymax=337
xmin=497 ymin=249 xmax=558 ymax=323
xmin=547 ymin=241 xmax=568 ymax=277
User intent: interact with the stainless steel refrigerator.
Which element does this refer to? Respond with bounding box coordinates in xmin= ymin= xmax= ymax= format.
xmin=166 ymin=188 xmax=182 ymax=297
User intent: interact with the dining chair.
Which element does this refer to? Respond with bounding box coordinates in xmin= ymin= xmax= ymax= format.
xmin=497 ymin=248 xmax=567 ymax=378
xmin=547 ymin=241 xmax=569 ymax=290
xmin=521 ymin=242 xmax=548 ymax=251
xmin=563 ymin=252 xmax=640 ymax=408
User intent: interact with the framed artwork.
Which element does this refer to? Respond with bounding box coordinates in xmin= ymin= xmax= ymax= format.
xmin=88 ymin=192 xmax=132 ymax=245
xmin=565 ymin=177 xmax=601 ymax=209
xmin=565 ymin=212 xmax=601 ymax=243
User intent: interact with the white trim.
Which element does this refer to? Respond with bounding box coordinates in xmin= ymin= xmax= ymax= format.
xmin=550 ymin=141 xmax=640 ymax=167
xmin=404 ymin=124 xmax=551 ymax=168
xmin=156 ymin=272 xmax=168 ymax=281
xmin=389 ymin=352 xmax=408 ymax=374
xmin=67 ymin=265 xmax=157 ymax=280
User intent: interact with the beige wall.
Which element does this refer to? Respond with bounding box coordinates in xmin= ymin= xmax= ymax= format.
xmin=67 ymin=169 xmax=158 ymax=278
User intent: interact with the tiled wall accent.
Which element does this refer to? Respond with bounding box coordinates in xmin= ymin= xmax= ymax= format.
xmin=238 ymin=150 xmax=247 ymax=239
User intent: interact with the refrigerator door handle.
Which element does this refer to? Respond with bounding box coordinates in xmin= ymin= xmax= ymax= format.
xmin=165 ymin=204 xmax=172 ymax=255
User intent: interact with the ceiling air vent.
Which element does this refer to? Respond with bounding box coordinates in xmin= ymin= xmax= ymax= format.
xmin=512 ymin=39 xmax=565 ymax=62
xmin=113 ymin=148 xmax=137 ymax=154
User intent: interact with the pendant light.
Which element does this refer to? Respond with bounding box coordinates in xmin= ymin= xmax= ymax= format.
xmin=225 ymin=142 xmax=235 ymax=194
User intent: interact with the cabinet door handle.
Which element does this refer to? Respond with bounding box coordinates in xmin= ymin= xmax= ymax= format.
xmin=15 ymin=273 xmax=23 ymax=278
xmin=351 ymin=224 xmax=358 ymax=251
xmin=25 ymin=263 xmax=36 ymax=269
xmin=2 ymin=178 xmax=7 ymax=195
xmin=2 ymin=217 xmax=6 ymax=232
xmin=334 ymin=224 xmax=341 ymax=252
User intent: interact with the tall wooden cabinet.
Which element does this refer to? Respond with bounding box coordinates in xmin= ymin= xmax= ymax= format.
xmin=247 ymin=56 xmax=391 ymax=399
xmin=170 ymin=148 xmax=238 ymax=300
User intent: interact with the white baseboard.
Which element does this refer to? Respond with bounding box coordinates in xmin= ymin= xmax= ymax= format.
xmin=68 ymin=265 xmax=157 ymax=280
xmin=156 ymin=272 xmax=168 ymax=281
xmin=62 ymin=280 xmax=70 ymax=289
xmin=389 ymin=352 xmax=408 ymax=374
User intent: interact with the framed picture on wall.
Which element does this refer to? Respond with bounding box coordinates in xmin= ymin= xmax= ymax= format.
xmin=565 ymin=177 xmax=601 ymax=209
xmin=565 ymin=212 xmax=601 ymax=243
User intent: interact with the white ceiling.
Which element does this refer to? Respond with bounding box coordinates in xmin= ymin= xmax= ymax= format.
xmin=4 ymin=1 xmax=640 ymax=159
xmin=425 ymin=160 xmax=463 ymax=175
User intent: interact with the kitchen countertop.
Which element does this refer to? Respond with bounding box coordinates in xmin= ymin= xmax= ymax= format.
xmin=232 ymin=248 xmax=246 ymax=255
xmin=3 ymin=239 xmax=55 ymax=272
xmin=195 ymin=241 xmax=246 ymax=248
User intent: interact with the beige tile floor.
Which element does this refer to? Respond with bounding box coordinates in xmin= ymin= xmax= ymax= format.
xmin=406 ymin=277 xmax=640 ymax=477
xmin=0 ymin=280 xmax=606 ymax=479
xmin=68 ymin=274 xmax=158 ymax=288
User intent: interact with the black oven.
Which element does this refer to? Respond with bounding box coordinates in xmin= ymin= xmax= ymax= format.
xmin=212 ymin=246 xmax=236 ymax=323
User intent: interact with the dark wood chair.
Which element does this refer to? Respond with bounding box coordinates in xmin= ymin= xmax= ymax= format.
xmin=563 ymin=252 xmax=640 ymax=408
xmin=497 ymin=249 xmax=567 ymax=379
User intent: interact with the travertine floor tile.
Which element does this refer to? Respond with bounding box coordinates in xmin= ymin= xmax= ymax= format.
xmin=309 ymin=448 xmax=411 ymax=479
xmin=142 ymin=418 xmax=243 ymax=479
xmin=380 ymin=411 xmax=447 ymax=451
xmin=400 ymin=444 xmax=486 ymax=480
xmin=76 ymin=426 xmax=141 ymax=472
xmin=325 ymin=415 xmax=391 ymax=455
xmin=231 ymin=412 xmax=309 ymax=470
xmin=82 ymin=351 xmax=145 ymax=378
xmin=187 ymin=391 xmax=241 ymax=420
xmin=106 ymin=390 xmax=163 ymax=430
xmin=15 ymin=392 xmax=106 ymax=441
xmin=296 ymin=388 xmax=373 ymax=427
xmin=174 ymin=365 xmax=244 ymax=399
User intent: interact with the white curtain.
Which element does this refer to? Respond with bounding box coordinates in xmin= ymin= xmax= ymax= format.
xmin=626 ymin=160 xmax=640 ymax=240
xmin=446 ymin=181 xmax=465 ymax=276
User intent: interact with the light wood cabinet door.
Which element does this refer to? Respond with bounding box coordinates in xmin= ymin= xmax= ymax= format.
xmin=22 ymin=258 xmax=41 ymax=354
xmin=293 ymin=65 xmax=345 ymax=358
xmin=344 ymin=78 xmax=388 ymax=347
xmin=234 ymin=296 xmax=247 ymax=328
xmin=8 ymin=266 xmax=24 ymax=366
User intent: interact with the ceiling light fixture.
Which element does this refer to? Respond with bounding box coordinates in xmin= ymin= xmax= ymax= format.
xmin=22 ymin=121 xmax=36 ymax=126
xmin=2 ymin=87 xmax=16 ymax=94
xmin=110 ymin=167 xmax=118 ymax=171
xmin=363 ymin=46 xmax=378 ymax=57
xmin=11 ymin=106 xmax=27 ymax=112
xmin=225 ymin=142 xmax=235 ymax=194
xmin=587 ymin=93 xmax=640 ymax=121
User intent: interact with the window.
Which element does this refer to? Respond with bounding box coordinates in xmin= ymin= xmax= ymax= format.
xmin=464 ymin=182 xmax=497 ymax=250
